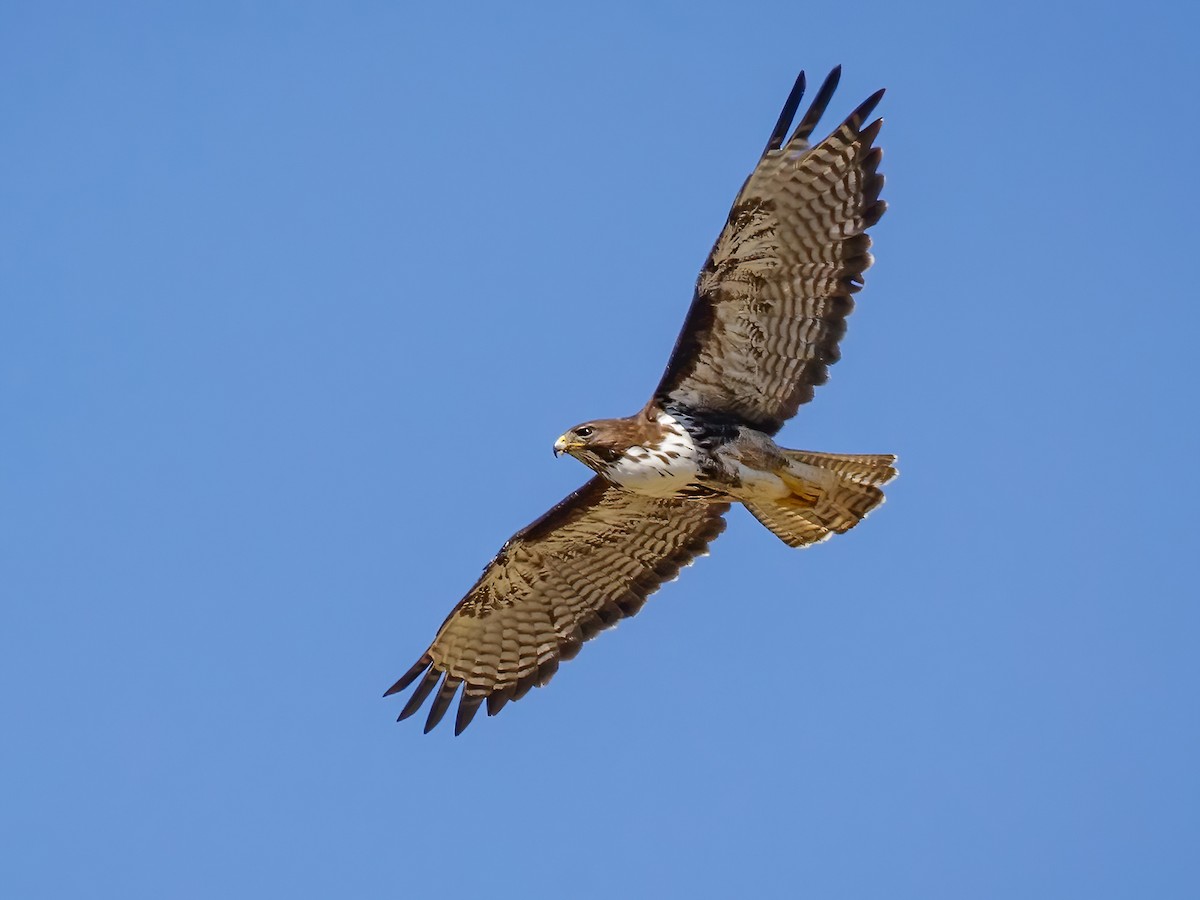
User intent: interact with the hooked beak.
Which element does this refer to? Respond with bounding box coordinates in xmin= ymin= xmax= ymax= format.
xmin=554 ymin=434 xmax=583 ymax=458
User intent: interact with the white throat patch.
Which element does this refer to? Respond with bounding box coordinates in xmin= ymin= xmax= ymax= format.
xmin=603 ymin=412 xmax=701 ymax=497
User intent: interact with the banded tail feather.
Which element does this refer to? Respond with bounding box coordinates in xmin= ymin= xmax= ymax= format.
xmin=745 ymin=450 xmax=896 ymax=548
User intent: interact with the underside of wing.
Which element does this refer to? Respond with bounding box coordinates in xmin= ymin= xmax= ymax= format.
xmin=655 ymin=67 xmax=887 ymax=435
xmin=385 ymin=478 xmax=729 ymax=734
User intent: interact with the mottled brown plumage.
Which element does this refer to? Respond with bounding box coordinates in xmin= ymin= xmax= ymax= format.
xmin=656 ymin=68 xmax=885 ymax=434
xmin=388 ymin=66 xmax=895 ymax=733
xmin=386 ymin=479 xmax=728 ymax=734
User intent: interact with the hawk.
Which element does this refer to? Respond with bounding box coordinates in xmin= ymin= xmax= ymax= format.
xmin=387 ymin=66 xmax=895 ymax=734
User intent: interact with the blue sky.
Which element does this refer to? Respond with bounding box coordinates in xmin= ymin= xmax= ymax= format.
xmin=2 ymin=2 xmax=1197 ymax=898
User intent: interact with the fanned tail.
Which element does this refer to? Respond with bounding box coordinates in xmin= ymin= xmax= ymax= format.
xmin=744 ymin=450 xmax=896 ymax=548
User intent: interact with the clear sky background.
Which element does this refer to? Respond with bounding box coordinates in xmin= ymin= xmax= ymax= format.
xmin=3 ymin=2 xmax=1197 ymax=898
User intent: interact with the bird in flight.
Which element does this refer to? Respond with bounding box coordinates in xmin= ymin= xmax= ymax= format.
xmin=387 ymin=66 xmax=895 ymax=734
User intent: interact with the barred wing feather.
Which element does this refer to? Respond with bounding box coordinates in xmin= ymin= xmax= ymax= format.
xmin=654 ymin=67 xmax=886 ymax=435
xmin=386 ymin=477 xmax=728 ymax=734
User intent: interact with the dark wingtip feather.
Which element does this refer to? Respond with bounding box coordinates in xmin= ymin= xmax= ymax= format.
xmin=455 ymin=693 xmax=485 ymax=735
xmin=864 ymin=199 xmax=887 ymax=228
xmin=849 ymin=90 xmax=886 ymax=131
xmin=763 ymin=70 xmax=806 ymax=156
xmin=423 ymin=675 xmax=461 ymax=733
xmin=486 ymin=685 xmax=514 ymax=717
xmin=511 ymin=672 xmax=537 ymax=702
xmin=397 ymin=667 xmax=441 ymax=721
xmin=535 ymin=657 xmax=559 ymax=687
xmin=558 ymin=628 xmax=584 ymax=661
xmin=861 ymin=145 xmax=883 ymax=174
xmin=790 ymin=65 xmax=842 ymax=144
xmin=384 ymin=654 xmax=432 ymax=697
xmin=863 ymin=172 xmax=885 ymax=207
xmin=857 ymin=117 xmax=883 ymax=149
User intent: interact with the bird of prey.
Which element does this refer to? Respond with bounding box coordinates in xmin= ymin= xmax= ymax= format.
xmin=387 ymin=66 xmax=895 ymax=734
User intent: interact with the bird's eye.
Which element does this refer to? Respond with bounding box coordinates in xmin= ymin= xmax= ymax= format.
xmin=576 ymin=426 xmax=593 ymax=438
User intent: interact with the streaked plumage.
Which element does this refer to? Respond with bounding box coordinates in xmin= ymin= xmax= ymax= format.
xmin=388 ymin=66 xmax=896 ymax=733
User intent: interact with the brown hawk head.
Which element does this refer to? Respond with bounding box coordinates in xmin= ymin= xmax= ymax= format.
xmin=553 ymin=416 xmax=666 ymax=473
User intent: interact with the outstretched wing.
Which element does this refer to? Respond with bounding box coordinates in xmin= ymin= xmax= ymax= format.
xmin=654 ymin=67 xmax=886 ymax=435
xmin=386 ymin=478 xmax=728 ymax=734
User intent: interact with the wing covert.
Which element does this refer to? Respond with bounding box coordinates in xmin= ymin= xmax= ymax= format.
xmin=654 ymin=67 xmax=886 ymax=435
xmin=386 ymin=478 xmax=728 ymax=734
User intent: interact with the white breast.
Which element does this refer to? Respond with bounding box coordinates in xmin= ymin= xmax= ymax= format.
xmin=603 ymin=413 xmax=701 ymax=498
